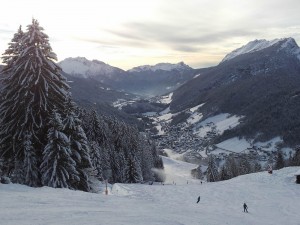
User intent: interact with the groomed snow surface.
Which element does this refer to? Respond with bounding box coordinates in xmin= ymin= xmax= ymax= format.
xmin=1 ymin=156 xmax=300 ymax=225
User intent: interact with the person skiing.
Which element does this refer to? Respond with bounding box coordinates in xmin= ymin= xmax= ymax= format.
xmin=243 ymin=203 xmax=248 ymax=212
xmin=196 ymin=196 xmax=201 ymax=203
xmin=268 ymin=164 xmax=273 ymax=174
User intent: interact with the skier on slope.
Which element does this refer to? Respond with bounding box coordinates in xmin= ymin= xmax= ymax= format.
xmin=243 ymin=203 xmax=248 ymax=212
xmin=268 ymin=164 xmax=273 ymax=174
xmin=196 ymin=196 xmax=200 ymax=203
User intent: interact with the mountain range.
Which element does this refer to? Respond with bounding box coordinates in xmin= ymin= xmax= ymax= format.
xmin=168 ymin=37 xmax=300 ymax=146
xmin=2 ymin=37 xmax=300 ymax=148
xmin=59 ymin=58 xmax=196 ymax=97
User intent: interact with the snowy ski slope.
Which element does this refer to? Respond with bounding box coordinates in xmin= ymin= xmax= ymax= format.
xmin=0 ymin=157 xmax=299 ymax=225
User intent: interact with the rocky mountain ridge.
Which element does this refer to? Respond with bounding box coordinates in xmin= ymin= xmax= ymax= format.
xmin=59 ymin=58 xmax=196 ymax=97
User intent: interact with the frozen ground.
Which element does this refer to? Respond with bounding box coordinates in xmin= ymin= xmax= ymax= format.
xmin=0 ymin=157 xmax=299 ymax=225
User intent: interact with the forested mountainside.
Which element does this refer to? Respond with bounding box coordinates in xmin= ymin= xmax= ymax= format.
xmin=169 ymin=38 xmax=300 ymax=145
xmin=0 ymin=20 xmax=164 ymax=192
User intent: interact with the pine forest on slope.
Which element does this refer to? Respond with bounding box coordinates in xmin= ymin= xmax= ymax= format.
xmin=1 ymin=19 xmax=300 ymax=190
xmin=0 ymin=20 xmax=164 ymax=191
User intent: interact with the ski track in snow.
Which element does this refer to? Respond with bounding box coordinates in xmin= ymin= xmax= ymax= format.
xmin=0 ymin=158 xmax=300 ymax=225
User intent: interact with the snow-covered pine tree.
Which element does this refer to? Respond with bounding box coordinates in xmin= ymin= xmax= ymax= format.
xmin=63 ymin=98 xmax=92 ymax=191
xmin=41 ymin=109 xmax=78 ymax=189
xmin=96 ymin=115 xmax=112 ymax=175
xmin=23 ymin=131 xmax=39 ymax=187
xmin=11 ymin=159 xmax=25 ymax=184
xmin=253 ymin=161 xmax=262 ymax=172
xmin=139 ymin=135 xmax=155 ymax=182
xmin=107 ymin=118 xmax=127 ymax=183
xmin=206 ymin=155 xmax=219 ymax=182
xmin=85 ymin=110 xmax=102 ymax=142
xmin=191 ymin=165 xmax=203 ymax=179
xmin=151 ymin=141 xmax=164 ymax=170
xmin=0 ymin=26 xmax=25 ymax=175
xmin=2 ymin=25 xmax=24 ymax=66
xmin=124 ymin=154 xmax=143 ymax=183
xmin=275 ymin=150 xmax=285 ymax=170
xmin=219 ymin=165 xmax=230 ymax=181
xmin=197 ymin=165 xmax=203 ymax=179
xmin=85 ymin=110 xmax=112 ymax=181
xmin=124 ymin=126 xmax=144 ymax=182
xmin=80 ymin=109 xmax=164 ymax=184
xmin=0 ymin=19 xmax=70 ymax=180
xmin=0 ymin=158 xmax=3 ymax=176
xmin=291 ymin=147 xmax=300 ymax=166
xmin=89 ymin=141 xmax=103 ymax=179
xmin=109 ymin=149 xmax=120 ymax=183
xmin=224 ymin=155 xmax=239 ymax=179
xmin=77 ymin=108 xmax=90 ymax=132
xmin=238 ymin=155 xmax=252 ymax=175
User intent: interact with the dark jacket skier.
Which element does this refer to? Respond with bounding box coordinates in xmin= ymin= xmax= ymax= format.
xmin=243 ymin=203 xmax=248 ymax=212
xmin=196 ymin=196 xmax=200 ymax=203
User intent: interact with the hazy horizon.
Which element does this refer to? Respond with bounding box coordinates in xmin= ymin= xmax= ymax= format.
xmin=0 ymin=0 xmax=300 ymax=70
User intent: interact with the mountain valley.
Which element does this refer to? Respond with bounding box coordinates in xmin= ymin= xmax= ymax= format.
xmin=57 ymin=37 xmax=300 ymax=168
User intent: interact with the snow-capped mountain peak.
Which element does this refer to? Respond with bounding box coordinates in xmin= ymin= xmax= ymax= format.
xmin=128 ymin=62 xmax=192 ymax=73
xmin=58 ymin=57 xmax=124 ymax=78
xmin=221 ymin=37 xmax=300 ymax=63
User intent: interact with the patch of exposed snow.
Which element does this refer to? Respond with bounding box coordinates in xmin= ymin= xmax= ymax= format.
xmin=195 ymin=125 xmax=212 ymax=138
xmin=254 ymin=137 xmax=283 ymax=152
xmin=189 ymin=103 xmax=205 ymax=113
xmin=112 ymin=99 xmax=134 ymax=110
xmin=281 ymin=147 xmax=294 ymax=160
xmin=193 ymin=73 xmax=201 ymax=78
xmin=157 ymin=113 xmax=174 ymax=122
xmin=216 ymin=137 xmax=251 ymax=153
xmin=194 ymin=113 xmax=241 ymax=137
xmin=187 ymin=112 xmax=203 ymax=124
xmin=155 ymin=124 xmax=164 ymax=135
xmin=215 ymin=136 xmax=285 ymax=154
xmin=158 ymin=92 xmax=173 ymax=104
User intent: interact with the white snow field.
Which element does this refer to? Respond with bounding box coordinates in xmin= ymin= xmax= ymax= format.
xmin=1 ymin=157 xmax=300 ymax=225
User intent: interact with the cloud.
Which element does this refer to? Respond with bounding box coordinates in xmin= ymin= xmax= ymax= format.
xmin=1 ymin=0 xmax=300 ymax=69
xmin=101 ymin=22 xmax=260 ymax=53
xmin=0 ymin=28 xmax=14 ymax=34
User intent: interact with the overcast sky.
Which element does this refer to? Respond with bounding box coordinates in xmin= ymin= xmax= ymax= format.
xmin=0 ymin=0 xmax=300 ymax=70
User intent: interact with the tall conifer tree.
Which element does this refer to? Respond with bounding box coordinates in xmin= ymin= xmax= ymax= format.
xmin=0 ymin=20 xmax=92 ymax=190
xmin=63 ymin=98 xmax=92 ymax=191
xmin=41 ymin=109 xmax=78 ymax=188
xmin=206 ymin=155 xmax=219 ymax=182
xmin=23 ymin=131 xmax=39 ymax=187
xmin=2 ymin=25 xmax=24 ymax=65
xmin=0 ymin=26 xmax=25 ymax=174
xmin=0 ymin=19 xmax=69 ymax=161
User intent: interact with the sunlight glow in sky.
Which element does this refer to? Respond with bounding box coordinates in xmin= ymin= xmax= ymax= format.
xmin=1 ymin=0 xmax=300 ymax=70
